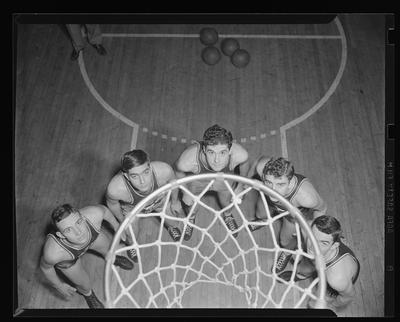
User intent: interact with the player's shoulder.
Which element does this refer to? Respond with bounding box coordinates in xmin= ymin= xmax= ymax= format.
xmin=230 ymin=142 xmax=248 ymax=162
xmin=107 ymin=171 xmax=123 ymax=187
xmin=151 ymin=161 xmax=174 ymax=180
xmin=181 ymin=143 xmax=200 ymax=158
xmin=255 ymin=156 xmax=272 ymax=176
xmin=42 ymin=235 xmax=69 ymax=264
xmin=79 ymin=205 xmax=106 ymax=225
xmin=175 ymin=143 xmax=200 ymax=171
xmin=231 ymin=142 xmax=248 ymax=155
xmin=296 ymin=178 xmax=319 ymax=200
xmin=326 ymin=264 xmax=352 ymax=291
xmin=151 ymin=160 xmax=173 ymax=172
xmin=106 ymin=172 xmax=126 ymax=196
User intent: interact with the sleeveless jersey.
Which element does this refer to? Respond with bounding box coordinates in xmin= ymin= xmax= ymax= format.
xmin=47 ymin=218 xmax=100 ymax=269
xmin=193 ymin=141 xmax=240 ymax=174
xmin=119 ymin=165 xmax=165 ymax=215
xmin=265 ymin=173 xmax=311 ymax=219
xmin=326 ymin=241 xmax=361 ymax=297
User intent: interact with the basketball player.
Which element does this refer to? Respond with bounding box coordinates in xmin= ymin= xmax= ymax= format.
xmin=279 ymin=215 xmax=360 ymax=312
xmin=106 ymin=149 xmax=183 ymax=262
xmin=174 ymin=124 xmax=249 ymax=241
xmin=40 ymin=204 xmax=134 ymax=309
xmin=247 ymin=156 xmax=327 ymax=274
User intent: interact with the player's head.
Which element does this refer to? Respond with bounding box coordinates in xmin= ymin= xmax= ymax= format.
xmin=51 ymin=204 xmax=90 ymax=245
xmin=262 ymin=157 xmax=295 ymax=198
xmin=121 ymin=149 xmax=153 ymax=192
xmin=307 ymin=215 xmax=342 ymax=258
xmin=202 ymin=124 xmax=233 ymax=171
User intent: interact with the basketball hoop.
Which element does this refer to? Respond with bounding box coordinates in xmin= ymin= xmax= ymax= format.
xmin=104 ymin=173 xmax=326 ymax=309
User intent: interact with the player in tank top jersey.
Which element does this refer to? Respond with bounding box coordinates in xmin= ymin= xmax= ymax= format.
xmin=246 ymin=156 xmax=327 ymax=274
xmin=40 ymin=204 xmax=133 ymax=308
xmin=174 ymin=124 xmax=249 ymax=241
xmin=118 ymin=163 xmax=166 ymax=215
xmin=106 ymin=149 xmax=183 ymax=262
xmin=280 ymin=215 xmax=360 ymax=313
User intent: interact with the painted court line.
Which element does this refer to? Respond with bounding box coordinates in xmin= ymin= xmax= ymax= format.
xmin=81 ymin=22 xmax=346 ymax=152
xmin=78 ymin=54 xmax=139 ymax=149
xmin=280 ymin=17 xmax=347 ymax=158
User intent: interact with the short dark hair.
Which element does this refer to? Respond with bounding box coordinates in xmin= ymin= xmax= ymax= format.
xmin=51 ymin=204 xmax=77 ymax=225
xmin=121 ymin=149 xmax=150 ymax=173
xmin=312 ymin=215 xmax=342 ymax=242
xmin=262 ymin=157 xmax=294 ymax=181
xmin=202 ymin=124 xmax=233 ymax=149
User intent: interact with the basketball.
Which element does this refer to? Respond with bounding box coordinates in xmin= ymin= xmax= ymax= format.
xmin=221 ymin=38 xmax=240 ymax=56
xmin=231 ymin=48 xmax=250 ymax=68
xmin=201 ymin=46 xmax=221 ymax=66
xmin=199 ymin=27 xmax=219 ymax=46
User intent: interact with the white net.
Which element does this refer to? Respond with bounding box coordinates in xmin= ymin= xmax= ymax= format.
xmin=104 ymin=173 xmax=326 ymax=309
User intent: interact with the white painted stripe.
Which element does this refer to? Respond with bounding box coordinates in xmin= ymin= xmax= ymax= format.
xmin=78 ymin=53 xmax=140 ymax=149
xmin=280 ymin=128 xmax=288 ymax=159
xmin=279 ymin=17 xmax=347 ymax=159
xmin=131 ymin=126 xmax=139 ymax=149
xmin=78 ymin=54 xmax=139 ymax=129
xmin=80 ymin=26 xmax=345 ymax=156
xmin=103 ymin=33 xmax=342 ymax=39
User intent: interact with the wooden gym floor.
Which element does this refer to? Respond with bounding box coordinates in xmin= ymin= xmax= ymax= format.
xmin=15 ymin=15 xmax=386 ymax=316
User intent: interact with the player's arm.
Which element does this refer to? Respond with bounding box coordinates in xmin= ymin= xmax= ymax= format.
xmin=229 ymin=143 xmax=249 ymax=193
xmin=39 ymin=240 xmax=77 ymax=299
xmin=173 ymin=145 xmax=199 ymax=188
xmin=238 ymin=159 xmax=250 ymax=177
xmin=174 ymin=145 xmax=198 ymax=176
xmin=246 ymin=155 xmax=271 ymax=179
xmin=99 ymin=204 xmax=121 ymax=233
xmin=229 ymin=143 xmax=247 ymax=172
xmin=173 ymin=146 xmax=200 ymax=208
xmin=153 ymin=161 xmax=180 ymax=204
xmin=105 ymin=183 xmax=125 ymax=224
xmin=165 ymin=166 xmax=180 ymax=204
xmin=326 ymin=274 xmax=355 ymax=310
xmin=159 ymin=162 xmax=183 ymax=216
xmin=297 ymin=181 xmax=327 ymax=218
xmin=246 ymin=156 xmax=261 ymax=178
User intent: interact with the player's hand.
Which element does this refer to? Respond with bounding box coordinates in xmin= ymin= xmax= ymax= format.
xmin=307 ymin=298 xmax=327 ymax=309
xmin=55 ymin=283 xmax=77 ymax=299
xmin=182 ymin=193 xmax=194 ymax=208
xmin=119 ymin=228 xmax=133 ymax=245
xmin=307 ymin=297 xmax=335 ymax=311
xmin=230 ymin=195 xmax=243 ymax=205
xmin=230 ymin=185 xmax=244 ymax=204
xmin=307 ymin=298 xmax=316 ymax=309
xmin=119 ymin=229 xmax=128 ymax=244
xmin=170 ymin=200 xmax=183 ymax=217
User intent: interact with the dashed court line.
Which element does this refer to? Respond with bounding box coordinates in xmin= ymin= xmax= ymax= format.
xmin=79 ymin=18 xmax=346 ymax=155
